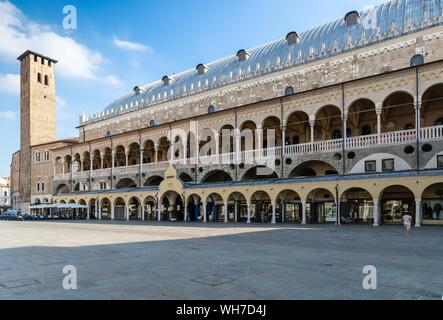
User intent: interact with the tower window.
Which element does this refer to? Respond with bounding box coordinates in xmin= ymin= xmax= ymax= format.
xmin=34 ymin=55 xmax=38 ymax=62
xmin=35 ymin=152 xmax=41 ymax=162
xmin=44 ymin=151 xmax=50 ymax=161
xmin=44 ymin=75 xmax=49 ymax=86
xmin=41 ymin=58 xmax=45 ymax=65
xmin=37 ymin=73 xmax=42 ymax=83
xmin=48 ymin=61 xmax=52 ymax=67
xmin=41 ymin=182 xmax=45 ymax=192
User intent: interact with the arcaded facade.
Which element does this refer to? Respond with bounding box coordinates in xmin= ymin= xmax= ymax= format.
xmin=10 ymin=0 xmax=443 ymax=226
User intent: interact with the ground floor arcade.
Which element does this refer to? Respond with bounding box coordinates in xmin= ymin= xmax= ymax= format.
xmin=51 ymin=166 xmax=443 ymax=227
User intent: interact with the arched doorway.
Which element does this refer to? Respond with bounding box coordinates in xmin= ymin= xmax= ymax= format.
xmin=382 ymin=92 xmax=415 ymax=132
xmin=347 ymin=99 xmax=376 ymax=137
xmin=186 ymin=194 xmax=202 ymax=222
xmin=306 ymin=188 xmax=336 ymax=224
xmin=340 ymin=188 xmax=374 ymax=224
xmin=100 ymin=198 xmax=111 ymax=220
xmin=78 ymin=199 xmax=87 ymax=219
xmin=128 ymin=197 xmax=142 ymax=220
xmin=315 ymin=105 xmax=342 ymax=140
xmin=161 ymin=191 xmax=184 ymax=222
xmin=380 ymin=185 xmax=415 ymax=225
xmin=286 ymin=111 xmax=310 ymax=146
xmin=421 ymin=183 xmax=443 ymax=225
xmin=250 ymin=191 xmax=272 ymax=223
xmin=143 ymin=196 xmax=157 ymax=221
xmin=88 ymin=198 xmax=97 ymax=220
xmin=276 ymin=190 xmax=302 ymax=223
xmin=227 ymin=192 xmax=247 ymax=223
xmin=206 ymin=193 xmax=225 ymax=222
xmin=113 ymin=197 xmax=126 ymax=220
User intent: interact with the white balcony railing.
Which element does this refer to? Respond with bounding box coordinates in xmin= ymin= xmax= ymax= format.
xmin=420 ymin=125 xmax=443 ymax=141
xmin=54 ymin=126 xmax=443 ymax=183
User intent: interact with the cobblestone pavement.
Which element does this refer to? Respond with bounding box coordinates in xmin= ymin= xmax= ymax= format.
xmin=0 ymin=221 xmax=442 ymax=300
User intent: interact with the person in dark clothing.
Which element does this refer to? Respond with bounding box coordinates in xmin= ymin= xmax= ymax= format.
xmin=434 ymin=203 xmax=442 ymax=220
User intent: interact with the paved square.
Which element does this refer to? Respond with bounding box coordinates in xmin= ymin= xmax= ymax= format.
xmin=0 ymin=221 xmax=442 ymax=300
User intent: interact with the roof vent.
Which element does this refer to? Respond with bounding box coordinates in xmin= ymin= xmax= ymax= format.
xmin=286 ymin=32 xmax=300 ymax=45
xmin=236 ymin=49 xmax=250 ymax=62
xmin=196 ymin=64 xmax=208 ymax=75
xmin=344 ymin=11 xmax=360 ymax=26
xmin=162 ymin=76 xmax=173 ymax=86
xmin=133 ymin=86 xmax=142 ymax=95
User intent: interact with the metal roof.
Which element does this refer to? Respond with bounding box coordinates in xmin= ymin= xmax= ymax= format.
xmin=82 ymin=0 xmax=443 ymax=125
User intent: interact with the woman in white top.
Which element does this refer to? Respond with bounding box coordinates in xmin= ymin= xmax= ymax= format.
xmin=402 ymin=212 xmax=413 ymax=235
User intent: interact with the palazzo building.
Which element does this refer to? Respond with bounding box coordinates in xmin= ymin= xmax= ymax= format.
xmin=10 ymin=0 xmax=443 ymax=226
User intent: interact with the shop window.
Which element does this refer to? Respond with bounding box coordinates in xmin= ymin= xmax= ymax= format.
xmin=365 ymin=160 xmax=376 ymax=173
xmin=437 ymin=155 xmax=443 ymax=168
xmin=382 ymin=159 xmax=395 ymax=172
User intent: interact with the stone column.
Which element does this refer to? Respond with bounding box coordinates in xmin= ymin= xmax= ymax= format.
xmin=343 ymin=114 xmax=348 ymax=149
xmin=336 ymin=199 xmax=341 ymax=226
xmin=141 ymin=204 xmax=145 ymax=221
xmin=202 ymin=201 xmax=207 ymax=223
xmin=309 ymin=116 xmax=316 ymax=144
xmin=111 ymin=204 xmax=115 ymax=220
xmin=100 ymin=154 xmax=104 ymax=170
xmin=126 ymin=205 xmax=130 ymax=221
xmin=224 ymin=201 xmax=229 ymax=223
xmin=415 ymin=198 xmax=422 ymax=227
xmin=157 ymin=200 xmax=161 ymax=222
xmin=98 ymin=202 xmax=102 ymax=220
xmin=154 ymin=145 xmax=159 ymax=163
xmin=87 ymin=206 xmax=90 ymax=220
xmin=271 ymin=200 xmax=276 ymax=224
xmin=281 ymin=125 xmax=286 ymax=148
xmin=125 ymin=152 xmax=129 ymax=167
xmin=90 ymin=158 xmax=93 ymax=173
xmin=415 ymin=100 xmax=422 ymax=140
xmin=235 ymin=131 xmax=241 ymax=164
xmin=373 ymin=199 xmax=380 ymax=227
xmin=256 ymin=126 xmax=263 ymax=159
xmin=376 ymin=106 xmax=382 ymax=143
xmin=62 ymin=159 xmax=65 ymax=175
xmin=184 ymin=199 xmax=188 ymax=222
xmin=301 ymin=200 xmax=307 ymax=225
xmin=281 ymin=200 xmax=285 ymax=223
xmin=234 ymin=201 xmax=238 ymax=222
xmin=246 ymin=200 xmax=251 ymax=224
xmin=80 ymin=158 xmax=83 ymax=173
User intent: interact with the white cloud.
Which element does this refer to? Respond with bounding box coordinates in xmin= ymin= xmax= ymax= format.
xmin=56 ymin=96 xmax=67 ymax=108
xmin=0 ymin=73 xmax=19 ymax=94
xmin=0 ymin=110 xmax=16 ymax=120
xmin=113 ymin=36 xmax=152 ymax=52
xmin=0 ymin=1 xmax=118 ymax=84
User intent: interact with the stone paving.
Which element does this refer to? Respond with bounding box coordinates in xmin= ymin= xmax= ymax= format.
xmin=0 ymin=220 xmax=442 ymax=300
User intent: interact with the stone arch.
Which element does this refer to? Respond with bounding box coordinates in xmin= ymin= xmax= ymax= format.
xmin=143 ymin=139 xmax=156 ymax=163
xmin=116 ymin=178 xmax=137 ymax=189
xmin=100 ymin=197 xmax=112 ymax=220
xmin=289 ymin=160 xmax=338 ymax=178
xmin=227 ymin=192 xmax=247 ymax=223
xmin=378 ymin=185 xmax=415 ymax=225
xmin=143 ymin=195 xmax=158 ymax=220
xmin=239 ymin=120 xmax=257 ymax=151
xmin=421 ymin=83 xmax=443 ymax=127
xmin=144 ymin=175 xmax=164 ymax=186
xmin=276 ymin=189 xmax=302 ymax=223
xmin=249 ymin=190 xmax=272 ymax=223
xmin=55 ymin=183 xmax=70 ymax=195
xmin=306 ymin=188 xmax=337 ymax=224
xmin=186 ymin=193 xmax=203 ymax=222
xmin=205 ymin=193 xmax=226 ymax=222
xmin=340 ymin=187 xmax=374 ymax=224
xmin=179 ymin=172 xmax=193 ymax=183
xmin=113 ymin=197 xmax=127 ymax=220
xmin=241 ymin=166 xmax=279 ymax=181
xmin=128 ymin=196 xmax=142 ymax=220
xmin=114 ymin=145 xmax=126 ymax=167
xmin=128 ymin=142 xmax=141 ymax=166
xmin=262 ymin=116 xmax=282 ymax=148
xmin=347 ymin=98 xmax=376 ymax=137
xmin=160 ymin=190 xmax=184 ymax=222
xmin=315 ymin=105 xmax=342 ymax=140
xmin=382 ymin=91 xmax=415 ymax=131
xmin=201 ymin=170 xmax=233 ymax=184
xmin=286 ymin=111 xmax=310 ymax=145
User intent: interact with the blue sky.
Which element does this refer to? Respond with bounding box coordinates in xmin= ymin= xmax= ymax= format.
xmin=0 ymin=0 xmax=388 ymax=177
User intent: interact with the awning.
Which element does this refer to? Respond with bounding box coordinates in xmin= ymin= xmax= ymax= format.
xmin=29 ymin=204 xmax=88 ymax=210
